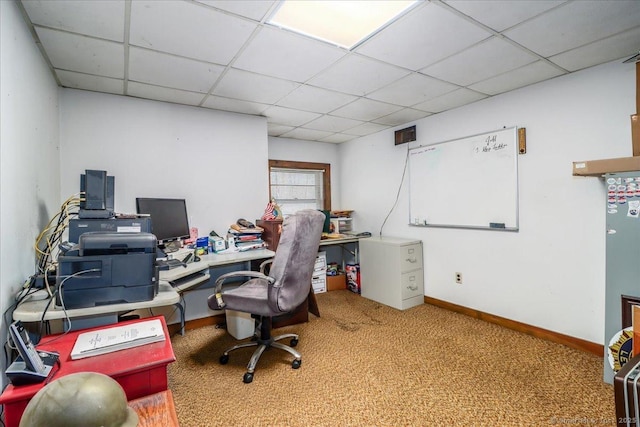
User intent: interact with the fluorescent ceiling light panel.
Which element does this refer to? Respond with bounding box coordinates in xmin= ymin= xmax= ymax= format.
xmin=268 ymin=1 xmax=418 ymax=49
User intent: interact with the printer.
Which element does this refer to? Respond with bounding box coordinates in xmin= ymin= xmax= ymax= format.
xmin=56 ymin=232 xmax=158 ymax=309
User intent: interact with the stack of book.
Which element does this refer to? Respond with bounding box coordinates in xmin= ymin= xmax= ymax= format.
xmin=228 ymin=223 xmax=265 ymax=251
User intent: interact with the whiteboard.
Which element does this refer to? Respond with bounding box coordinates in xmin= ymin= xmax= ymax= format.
xmin=408 ymin=127 xmax=519 ymax=231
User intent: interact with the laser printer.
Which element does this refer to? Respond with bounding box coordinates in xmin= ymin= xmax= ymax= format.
xmin=56 ymin=232 xmax=158 ymax=309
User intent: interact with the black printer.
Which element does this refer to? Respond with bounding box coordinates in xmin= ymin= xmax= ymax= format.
xmin=56 ymin=232 xmax=158 ymax=309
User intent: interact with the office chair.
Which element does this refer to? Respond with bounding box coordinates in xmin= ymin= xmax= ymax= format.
xmin=207 ymin=209 xmax=324 ymax=383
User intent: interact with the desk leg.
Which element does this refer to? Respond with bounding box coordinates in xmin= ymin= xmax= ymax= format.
xmin=174 ymin=302 xmax=185 ymax=336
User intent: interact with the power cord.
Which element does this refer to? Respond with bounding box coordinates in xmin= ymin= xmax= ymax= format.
xmin=34 ymin=193 xmax=80 ymax=278
xmin=379 ymin=142 xmax=410 ymax=236
xmin=37 ymin=268 xmax=100 ymax=345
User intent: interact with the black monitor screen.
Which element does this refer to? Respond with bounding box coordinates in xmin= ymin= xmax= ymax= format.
xmin=136 ymin=198 xmax=190 ymax=246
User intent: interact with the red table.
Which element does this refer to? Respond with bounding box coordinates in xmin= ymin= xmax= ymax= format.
xmin=0 ymin=315 xmax=175 ymax=427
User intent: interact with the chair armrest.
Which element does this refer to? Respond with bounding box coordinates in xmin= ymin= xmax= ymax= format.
xmin=259 ymin=259 xmax=273 ymax=274
xmin=214 ymin=271 xmax=275 ymax=293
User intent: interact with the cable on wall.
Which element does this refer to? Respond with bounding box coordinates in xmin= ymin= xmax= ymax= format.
xmin=379 ymin=142 xmax=410 ymax=236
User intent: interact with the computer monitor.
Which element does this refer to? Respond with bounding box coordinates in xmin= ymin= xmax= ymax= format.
xmin=135 ymin=198 xmax=190 ymax=252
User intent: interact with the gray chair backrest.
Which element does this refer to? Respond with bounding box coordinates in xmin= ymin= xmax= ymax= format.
xmin=267 ymin=210 xmax=325 ymax=313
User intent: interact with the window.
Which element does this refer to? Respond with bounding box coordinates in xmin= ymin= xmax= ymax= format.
xmin=269 ymin=160 xmax=331 ymax=216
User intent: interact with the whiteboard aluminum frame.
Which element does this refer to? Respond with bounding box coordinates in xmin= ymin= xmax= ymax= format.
xmin=408 ymin=127 xmax=519 ymax=232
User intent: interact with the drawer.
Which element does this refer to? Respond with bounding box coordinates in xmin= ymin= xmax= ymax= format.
xmin=400 ymin=244 xmax=422 ymax=272
xmin=401 ymin=270 xmax=423 ymax=300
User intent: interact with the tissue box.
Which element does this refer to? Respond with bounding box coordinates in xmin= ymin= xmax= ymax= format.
xmin=210 ymin=236 xmax=225 ymax=252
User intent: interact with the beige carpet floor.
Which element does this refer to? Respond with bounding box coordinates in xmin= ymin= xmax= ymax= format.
xmin=168 ymin=290 xmax=615 ymax=426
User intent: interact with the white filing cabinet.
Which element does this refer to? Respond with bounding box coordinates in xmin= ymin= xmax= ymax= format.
xmin=359 ymin=236 xmax=423 ymax=310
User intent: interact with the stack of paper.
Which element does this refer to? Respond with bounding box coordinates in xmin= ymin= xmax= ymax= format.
xmin=228 ymin=223 xmax=266 ymax=251
xmin=71 ymin=318 xmax=165 ymax=360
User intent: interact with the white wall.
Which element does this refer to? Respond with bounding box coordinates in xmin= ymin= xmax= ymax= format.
xmin=268 ymin=136 xmax=342 ymax=209
xmin=0 ymin=0 xmax=61 ymax=382
xmin=60 ymin=89 xmax=268 ymax=237
xmin=59 ymin=90 xmax=269 ymax=321
xmin=339 ymin=59 xmax=636 ymax=345
xmin=2 ymin=0 xmax=633 ymax=360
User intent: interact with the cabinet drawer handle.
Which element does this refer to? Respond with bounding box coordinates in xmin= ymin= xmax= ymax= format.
xmin=407 ymin=285 xmax=418 ymax=291
xmin=406 ymin=258 xmax=417 ymax=263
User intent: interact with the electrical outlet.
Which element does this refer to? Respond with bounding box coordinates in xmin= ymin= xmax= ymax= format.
xmin=455 ymin=272 xmax=462 ymax=284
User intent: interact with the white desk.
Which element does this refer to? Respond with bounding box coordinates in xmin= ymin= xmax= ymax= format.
xmin=319 ymin=236 xmax=361 ymax=246
xmin=13 ymin=249 xmax=275 ymax=335
xmin=13 ymin=282 xmax=180 ymax=330
xmin=160 ymin=248 xmax=275 ymax=292
xmin=319 ymin=235 xmax=364 ymax=270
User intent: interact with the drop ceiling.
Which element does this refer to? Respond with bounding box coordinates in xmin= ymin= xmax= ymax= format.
xmin=18 ymin=0 xmax=640 ymax=144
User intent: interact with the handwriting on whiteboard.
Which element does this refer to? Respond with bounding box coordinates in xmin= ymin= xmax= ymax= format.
xmin=410 ymin=146 xmax=437 ymax=156
xmin=474 ymin=134 xmax=507 ymax=154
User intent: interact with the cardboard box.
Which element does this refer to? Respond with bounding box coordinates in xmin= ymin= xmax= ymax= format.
xmin=326 ymin=273 xmax=346 ymax=291
xmin=573 ymin=156 xmax=640 ymax=176
xmin=314 ymin=251 xmax=327 ymax=271
xmin=346 ymin=264 xmax=360 ymax=294
xmin=633 ymin=114 xmax=639 ymax=156
xmin=312 ymin=274 xmax=326 ymax=294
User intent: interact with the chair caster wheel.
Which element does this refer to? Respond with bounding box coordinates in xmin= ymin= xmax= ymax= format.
xmin=290 ymin=338 xmax=298 ymax=347
xmin=292 ymin=359 xmax=301 ymax=369
xmin=220 ymin=354 xmax=229 ymax=365
xmin=243 ymin=372 xmax=254 ymax=383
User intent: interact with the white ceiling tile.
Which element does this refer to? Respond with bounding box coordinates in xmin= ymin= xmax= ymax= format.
xmin=444 ymin=0 xmax=566 ymax=32
xmin=18 ymin=0 xmax=640 ymax=144
xmin=421 ymin=37 xmax=538 ymax=86
xmin=344 ymin=122 xmax=391 ymax=136
xmin=195 ymin=0 xmax=277 ymax=21
xmin=35 ymin=27 xmax=124 ymax=78
xmin=373 ymin=109 xmax=430 ymax=127
xmin=268 ymin=123 xmax=296 ymax=136
xmin=129 ymin=47 xmax=225 ymax=93
xmin=357 ymin=2 xmax=491 ymax=70
xmin=307 ymin=54 xmax=410 ymax=96
xmin=129 ymin=0 xmax=257 ymax=64
xmin=233 ymin=25 xmax=345 ymax=82
xmin=56 ymin=70 xmax=124 ymax=95
xmin=277 ymin=85 xmax=357 ymax=114
xmin=331 ymin=98 xmax=403 ymax=121
xmin=213 ymin=68 xmax=299 ymax=104
xmin=375 ymin=110 xmax=428 ymax=127
xmin=320 ymin=133 xmax=358 ymax=144
xmin=367 ymin=73 xmax=458 ymax=107
xmin=202 ymin=96 xmax=269 ymax=115
xmin=469 ymin=61 xmax=565 ymax=95
xmin=504 ymin=1 xmax=640 ymax=57
xmin=281 ymin=127 xmax=334 ymax=141
xmin=412 ymin=88 xmax=487 ymax=113
xmin=127 ymin=82 xmax=206 ymax=106
xmin=549 ymin=27 xmax=640 ymax=72
xmin=22 ymin=0 xmax=125 ymax=42
xmin=304 ymin=115 xmax=364 ymax=133
xmin=263 ymin=106 xmax=321 ymax=127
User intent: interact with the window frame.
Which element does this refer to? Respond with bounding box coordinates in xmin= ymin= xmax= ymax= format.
xmin=268 ymin=159 xmax=331 ymax=212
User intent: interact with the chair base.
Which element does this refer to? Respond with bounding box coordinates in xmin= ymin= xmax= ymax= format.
xmin=220 ymin=317 xmax=302 ymax=383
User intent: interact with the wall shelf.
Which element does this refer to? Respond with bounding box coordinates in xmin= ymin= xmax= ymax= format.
xmin=573 ymin=156 xmax=640 ymax=177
